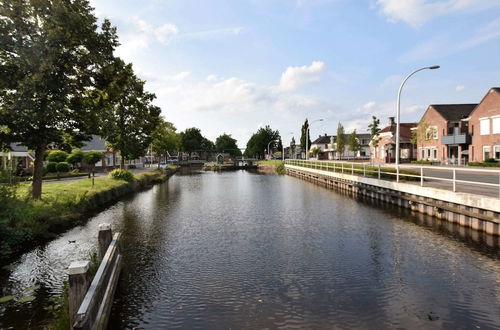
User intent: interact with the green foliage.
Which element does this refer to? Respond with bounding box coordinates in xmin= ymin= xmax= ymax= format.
xmin=180 ymin=127 xmax=212 ymax=153
xmin=368 ymin=116 xmax=381 ymax=149
xmin=311 ymin=147 xmax=321 ymax=157
xmin=468 ymin=161 xmax=500 ymax=167
xmin=275 ymin=162 xmax=286 ymax=175
xmin=484 ymin=158 xmax=498 ymax=163
xmin=215 ymin=133 xmax=241 ymax=156
xmin=0 ymin=0 xmax=119 ymax=199
xmin=244 ymin=125 xmax=282 ymax=158
xmin=348 ymin=130 xmax=360 ymax=152
xmin=336 ymin=123 xmax=346 ymax=158
xmin=300 ymin=119 xmax=311 ymax=151
xmin=290 ymin=137 xmax=296 ymax=156
xmin=411 ymin=160 xmax=433 ymax=165
xmin=151 ymin=117 xmax=180 ymax=158
xmin=56 ymin=162 xmax=70 ymax=173
xmin=66 ymin=150 xmax=85 ymax=165
xmin=46 ymin=162 xmax=58 ymax=173
xmin=83 ymin=151 xmax=104 ymax=165
xmin=96 ymin=58 xmax=161 ymax=166
xmin=109 ymin=169 xmax=135 ymax=182
xmin=47 ymin=151 xmax=69 ymax=163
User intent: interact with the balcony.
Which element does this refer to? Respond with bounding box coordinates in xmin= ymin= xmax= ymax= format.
xmin=441 ymin=133 xmax=471 ymax=145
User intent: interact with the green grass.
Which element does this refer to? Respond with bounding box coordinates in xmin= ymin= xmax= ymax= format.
xmin=258 ymin=160 xmax=283 ymax=165
xmin=0 ymin=168 xmax=177 ymax=261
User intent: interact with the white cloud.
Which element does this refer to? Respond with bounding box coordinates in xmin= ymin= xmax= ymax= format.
xmin=455 ymin=85 xmax=465 ymax=91
xmin=278 ymin=61 xmax=326 ymax=91
xmin=376 ymin=0 xmax=500 ymax=27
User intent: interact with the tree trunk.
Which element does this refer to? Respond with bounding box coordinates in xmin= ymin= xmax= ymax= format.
xmin=32 ymin=144 xmax=45 ymax=200
xmin=121 ymin=156 xmax=125 ymax=169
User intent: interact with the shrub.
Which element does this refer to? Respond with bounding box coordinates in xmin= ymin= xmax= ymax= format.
xmin=484 ymin=158 xmax=498 ymax=163
xmin=469 ymin=161 xmax=500 ymax=167
xmin=47 ymin=150 xmax=69 ymax=163
xmin=83 ymin=151 xmax=104 ymax=166
xmin=411 ymin=160 xmax=433 ymax=165
xmin=46 ymin=162 xmax=58 ymax=173
xmin=66 ymin=150 xmax=84 ymax=165
xmin=56 ymin=162 xmax=70 ymax=173
xmin=275 ymin=162 xmax=286 ymax=175
xmin=109 ymin=169 xmax=134 ymax=182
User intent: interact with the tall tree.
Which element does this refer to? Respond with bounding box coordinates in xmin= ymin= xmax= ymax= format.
xmin=290 ymin=137 xmax=296 ymax=158
xmin=300 ymin=119 xmax=311 ymax=154
xmin=97 ymin=59 xmax=161 ymax=168
xmin=0 ymin=0 xmax=118 ymax=198
xmin=336 ymin=123 xmax=346 ymax=159
xmin=180 ymin=128 xmax=204 ymax=154
xmin=215 ymin=134 xmax=241 ymax=156
xmin=348 ymin=130 xmax=360 ymax=155
xmin=368 ymin=116 xmax=381 ymax=157
xmin=244 ymin=125 xmax=281 ymax=159
xmin=151 ymin=117 xmax=180 ymax=165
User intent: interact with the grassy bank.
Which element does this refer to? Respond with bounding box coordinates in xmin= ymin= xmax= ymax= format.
xmin=0 ymin=167 xmax=177 ymax=262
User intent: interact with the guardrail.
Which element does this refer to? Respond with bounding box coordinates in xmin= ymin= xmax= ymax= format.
xmin=68 ymin=224 xmax=122 ymax=330
xmin=285 ymin=159 xmax=500 ymax=199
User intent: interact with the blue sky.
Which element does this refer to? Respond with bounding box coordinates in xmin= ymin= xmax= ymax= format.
xmin=90 ymin=0 xmax=500 ymax=147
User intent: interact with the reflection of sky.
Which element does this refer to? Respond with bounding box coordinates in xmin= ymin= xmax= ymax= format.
xmin=1 ymin=172 xmax=499 ymax=329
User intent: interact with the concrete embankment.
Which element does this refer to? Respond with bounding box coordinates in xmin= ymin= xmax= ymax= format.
xmin=286 ymin=164 xmax=499 ymax=236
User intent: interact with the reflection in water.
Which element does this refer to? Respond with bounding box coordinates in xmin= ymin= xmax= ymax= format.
xmin=0 ymin=171 xmax=499 ymax=329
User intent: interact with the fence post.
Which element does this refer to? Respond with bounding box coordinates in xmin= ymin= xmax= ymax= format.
xmin=363 ymin=164 xmax=366 ymax=177
xmin=351 ymin=163 xmax=354 ymax=175
xmin=68 ymin=261 xmax=90 ymax=329
xmin=98 ymin=223 xmax=113 ymax=260
xmin=341 ymin=162 xmax=344 ymax=174
xmin=333 ymin=162 xmax=336 ymax=172
xmin=378 ymin=164 xmax=381 ymax=179
xmin=396 ymin=165 xmax=400 ymax=182
xmin=453 ymin=169 xmax=456 ymax=192
xmin=420 ymin=167 xmax=424 ymax=187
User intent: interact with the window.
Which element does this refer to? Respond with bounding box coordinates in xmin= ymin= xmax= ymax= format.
xmin=483 ymin=146 xmax=491 ymax=161
xmin=421 ymin=148 xmax=425 ymax=159
xmin=427 ymin=148 xmax=431 ymax=159
xmin=493 ymin=116 xmax=500 ymax=134
xmin=494 ymin=145 xmax=500 ymax=160
xmin=425 ymin=126 xmax=438 ymax=140
xmin=480 ymin=118 xmax=490 ymax=135
xmin=433 ymin=149 xmax=437 ymax=160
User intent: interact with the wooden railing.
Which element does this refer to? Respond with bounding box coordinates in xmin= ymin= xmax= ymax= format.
xmin=68 ymin=224 xmax=122 ymax=330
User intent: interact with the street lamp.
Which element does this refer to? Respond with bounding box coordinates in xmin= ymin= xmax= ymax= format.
xmin=306 ymin=119 xmax=324 ymax=160
xmin=395 ymin=65 xmax=440 ymax=181
xmin=267 ymin=139 xmax=278 ymax=159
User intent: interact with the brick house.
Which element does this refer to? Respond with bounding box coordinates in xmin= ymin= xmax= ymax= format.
xmin=370 ymin=117 xmax=416 ymax=163
xmin=467 ymin=88 xmax=500 ymax=162
xmin=310 ymin=134 xmax=333 ymax=160
xmin=415 ymin=104 xmax=476 ymax=164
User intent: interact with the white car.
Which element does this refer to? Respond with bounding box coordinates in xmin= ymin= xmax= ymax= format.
xmin=159 ymin=162 xmax=168 ymax=169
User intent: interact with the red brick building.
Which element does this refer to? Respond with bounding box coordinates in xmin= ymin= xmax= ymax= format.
xmin=467 ymin=88 xmax=500 ymax=162
xmin=415 ymin=104 xmax=476 ymax=164
xmin=370 ymin=117 xmax=416 ymax=163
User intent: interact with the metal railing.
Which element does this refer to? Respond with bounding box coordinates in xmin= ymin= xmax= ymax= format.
xmin=285 ymin=159 xmax=500 ymax=199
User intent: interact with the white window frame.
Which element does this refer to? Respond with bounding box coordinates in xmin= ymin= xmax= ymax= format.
xmin=480 ymin=118 xmax=490 ymax=135
xmin=492 ymin=116 xmax=500 ymax=134
xmin=483 ymin=146 xmax=491 ymax=161
xmin=494 ymin=145 xmax=500 ymax=160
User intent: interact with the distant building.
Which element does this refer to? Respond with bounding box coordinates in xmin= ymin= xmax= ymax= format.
xmin=370 ymin=117 xmax=417 ymax=163
xmin=309 ymin=133 xmax=371 ymax=160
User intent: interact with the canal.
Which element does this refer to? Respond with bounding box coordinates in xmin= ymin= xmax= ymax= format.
xmin=0 ymin=170 xmax=499 ymax=329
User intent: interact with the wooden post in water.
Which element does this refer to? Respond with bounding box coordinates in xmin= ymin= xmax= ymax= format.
xmin=98 ymin=223 xmax=113 ymax=260
xmin=68 ymin=261 xmax=90 ymax=329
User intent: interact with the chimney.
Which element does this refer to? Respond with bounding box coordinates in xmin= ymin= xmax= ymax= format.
xmin=318 ymin=135 xmax=321 ymax=138
xmin=324 ymin=133 xmax=327 ymax=136
xmin=388 ymin=117 xmax=395 ymax=126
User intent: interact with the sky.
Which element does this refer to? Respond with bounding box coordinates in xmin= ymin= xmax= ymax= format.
xmin=89 ymin=0 xmax=500 ymax=148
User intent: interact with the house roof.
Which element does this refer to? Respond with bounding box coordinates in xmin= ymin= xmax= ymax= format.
xmin=378 ymin=123 xmax=416 ymax=140
xmin=311 ymin=135 xmax=333 ymax=144
xmin=430 ymin=104 xmax=477 ymax=122
xmin=81 ymin=135 xmax=107 ymax=151
xmin=9 ymin=143 xmax=28 ymax=152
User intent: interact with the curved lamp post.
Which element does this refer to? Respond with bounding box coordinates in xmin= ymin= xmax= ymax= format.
xmin=306 ymin=119 xmax=324 ymax=160
xmin=395 ymin=65 xmax=440 ymax=181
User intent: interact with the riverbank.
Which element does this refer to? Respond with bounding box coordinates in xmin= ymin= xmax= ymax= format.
xmin=258 ymin=160 xmax=285 ymax=175
xmin=0 ymin=167 xmax=177 ymax=263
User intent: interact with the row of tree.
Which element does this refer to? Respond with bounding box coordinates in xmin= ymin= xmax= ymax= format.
xmin=0 ymin=0 xmax=164 ymax=199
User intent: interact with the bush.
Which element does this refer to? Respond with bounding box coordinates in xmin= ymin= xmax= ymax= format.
xmin=66 ymin=150 xmax=84 ymax=165
xmin=46 ymin=162 xmax=58 ymax=173
xmin=411 ymin=160 xmax=433 ymax=165
xmin=469 ymin=161 xmax=500 ymax=167
xmin=484 ymin=158 xmax=498 ymax=163
xmin=47 ymin=150 xmax=69 ymax=163
xmin=109 ymin=169 xmax=135 ymax=182
xmin=56 ymin=162 xmax=70 ymax=173
xmin=83 ymin=151 xmax=104 ymax=166
xmin=275 ymin=162 xmax=286 ymax=175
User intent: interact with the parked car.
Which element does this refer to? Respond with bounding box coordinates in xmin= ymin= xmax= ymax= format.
xmin=159 ymin=162 xmax=168 ymax=169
